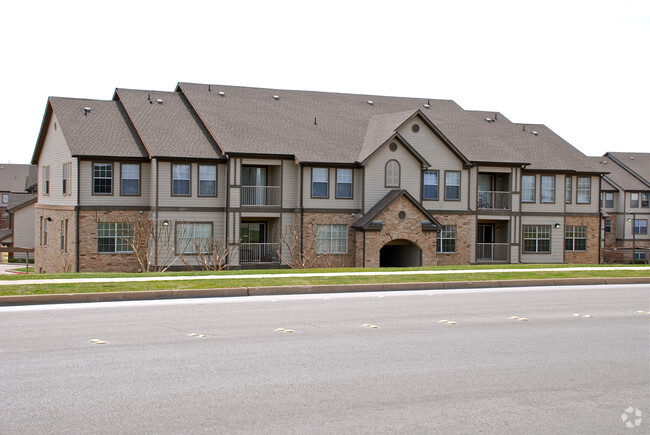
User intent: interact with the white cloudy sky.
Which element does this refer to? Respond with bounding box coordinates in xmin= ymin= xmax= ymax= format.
xmin=1 ymin=0 xmax=648 ymax=164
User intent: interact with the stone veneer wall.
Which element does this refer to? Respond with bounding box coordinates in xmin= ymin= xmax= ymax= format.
xmin=564 ymin=215 xmax=600 ymax=264
xmin=300 ymin=212 xmax=358 ymax=268
xmin=355 ymin=196 xmax=438 ymax=268
xmin=34 ymin=206 xmax=77 ymax=273
xmin=432 ymin=214 xmax=471 ymax=265
xmin=78 ymin=210 xmax=142 ymax=273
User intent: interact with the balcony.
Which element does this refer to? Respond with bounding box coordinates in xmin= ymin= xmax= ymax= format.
xmin=476 ymin=243 xmax=510 ymax=262
xmin=241 ymin=186 xmax=281 ymax=206
xmin=240 ymin=242 xmax=281 ymax=263
xmin=477 ymin=191 xmax=511 ymax=210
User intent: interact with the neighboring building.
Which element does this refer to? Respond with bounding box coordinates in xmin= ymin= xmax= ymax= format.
xmin=2 ymin=194 xmax=37 ymax=261
xmin=31 ymin=84 xmax=605 ymax=273
xmin=594 ymin=153 xmax=650 ymax=263
xmin=0 ymin=164 xmax=37 ymax=230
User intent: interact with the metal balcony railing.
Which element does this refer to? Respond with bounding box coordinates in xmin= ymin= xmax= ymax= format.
xmin=241 ymin=186 xmax=281 ymax=206
xmin=477 ymin=191 xmax=511 ymax=210
xmin=476 ymin=243 xmax=510 ymax=262
xmin=240 ymin=243 xmax=281 ymax=263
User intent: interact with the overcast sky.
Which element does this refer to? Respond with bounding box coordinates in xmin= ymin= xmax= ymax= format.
xmin=1 ymin=0 xmax=648 ymax=164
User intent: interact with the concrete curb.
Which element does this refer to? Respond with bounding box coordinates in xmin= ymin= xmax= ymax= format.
xmin=0 ymin=276 xmax=647 ymax=306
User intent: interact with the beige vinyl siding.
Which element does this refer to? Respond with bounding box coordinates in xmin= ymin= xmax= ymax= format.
xmin=363 ymin=142 xmax=421 ymax=212
xmin=282 ymin=160 xmax=300 ymax=209
xmin=157 ymin=161 xmax=225 ymax=208
xmin=149 ymin=159 xmax=158 ymax=206
xmin=520 ymin=174 xmax=564 ymax=214
xmin=79 ymin=161 xmax=152 ymax=207
xmin=565 ymin=175 xmax=600 ymax=214
xmin=398 ymin=118 xmax=467 ymax=211
xmin=12 ymin=204 xmax=35 ymax=258
xmin=38 ymin=114 xmax=77 ymax=206
xmin=303 ymin=167 xmax=363 ymax=210
xmin=520 ymin=216 xmax=565 ymax=263
xmin=280 ymin=212 xmax=296 ymax=262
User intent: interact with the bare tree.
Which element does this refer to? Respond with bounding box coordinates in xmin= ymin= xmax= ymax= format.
xmin=117 ymin=216 xmax=184 ymax=272
xmin=180 ymin=237 xmax=238 ymax=271
xmin=276 ymin=224 xmax=338 ymax=269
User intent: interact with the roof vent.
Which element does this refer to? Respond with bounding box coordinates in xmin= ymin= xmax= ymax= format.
xmin=423 ymin=104 xmax=430 ymax=109
xmin=218 ymin=91 xmax=225 ymax=97
xmin=630 ymin=156 xmax=635 ymax=160
xmin=156 ymin=99 xmax=163 ymax=104
xmin=532 ymin=131 xmax=538 ymax=136
xmin=84 ymin=107 xmax=91 ymax=116
xmin=273 ymin=95 xmax=280 ymax=100
xmin=367 ymin=100 xmax=374 ymax=105
xmin=600 ymin=160 xmax=607 ymax=164
xmin=485 ymin=117 xmax=493 ymax=123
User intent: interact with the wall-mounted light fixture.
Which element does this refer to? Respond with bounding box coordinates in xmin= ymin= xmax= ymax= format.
xmin=162 ymin=220 xmax=169 ymax=226
xmin=554 ymin=223 xmax=561 ymax=229
xmin=46 ymin=217 xmax=53 ymax=222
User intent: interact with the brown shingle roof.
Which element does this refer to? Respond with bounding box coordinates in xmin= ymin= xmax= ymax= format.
xmin=7 ymin=193 xmax=37 ymax=212
xmin=48 ymin=97 xmax=148 ymax=159
xmin=605 ymin=152 xmax=650 ymax=185
xmin=592 ymin=156 xmax=649 ymax=191
xmin=114 ymin=89 xmax=223 ymax=160
xmin=352 ymin=189 xmax=440 ymax=230
xmin=0 ymin=164 xmax=36 ymax=193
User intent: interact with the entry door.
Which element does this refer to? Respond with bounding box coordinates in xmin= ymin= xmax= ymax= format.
xmin=241 ymin=223 xmax=267 ymax=262
xmin=242 ymin=167 xmax=267 ymax=205
xmin=478 ymin=174 xmax=494 ymax=208
xmin=478 ymin=224 xmax=495 ymax=260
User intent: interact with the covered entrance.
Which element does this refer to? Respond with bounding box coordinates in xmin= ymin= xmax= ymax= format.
xmin=379 ymin=239 xmax=422 ymax=267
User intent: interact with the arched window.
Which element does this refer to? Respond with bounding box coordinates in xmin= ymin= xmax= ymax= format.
xmin=385 ymin=160 xmax=400 ymax=188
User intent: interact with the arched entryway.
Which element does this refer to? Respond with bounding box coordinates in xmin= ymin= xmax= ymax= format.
xmin=379 ymin=239 xmax=422 ymax=267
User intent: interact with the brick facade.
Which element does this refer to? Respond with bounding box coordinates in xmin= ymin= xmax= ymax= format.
xmin=564 ymin=215 xmax=600 ymax=264
xmin=300 ymin=212 xmax=358 ymax=268
xmin=354 ymin=195 xmax=437 ymax=268
xmin=34 ymin=206 xmax=76 ymax=273
xmin=432 ymin=214 xmax=471 ymax=265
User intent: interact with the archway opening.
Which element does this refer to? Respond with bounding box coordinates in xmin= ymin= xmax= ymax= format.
xmin=379 ymin=239 xmax=422 ymax=267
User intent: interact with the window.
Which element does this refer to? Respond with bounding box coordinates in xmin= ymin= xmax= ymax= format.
xmin=603 ymin=192 xmax=613 ymax=208
xmin=1 ymin=193 xmax=8 ymax=204
xmin=336 ymin=168 xmax=353 ymax=199
xmin=445 ymin=171 xmax=460 ymax=200
xmin=630 ymin=193 xmax=639 ymax=208
xmin=121 ymin=163 xmax=140 ymax=195
xmin=635 ymin=219 xmax=648 ymax=235
xmin=312 ymin=168 xmax=329 ymax=198
xmin=634 ymin=252 xmax=646 ymax=261
xmin=385 ymin=160 xmax=400 ymax=188
xmin=541 ymin=175 xmax=555 ymax=203
xmin=62 ymin=162 xmax=68 ymax=195
xmin=642 ymin=193 xmax=649 ymax=208
xmin=97 ymin=222 xmax=133 ymax=253
xmin=43 ymin=218 xmax=47 ymax=246
xmin=604 ymin=218 xmax=611 ymax=233
xmin=565 ymin=226 xmax=587 ymax=251
xmin=43 ymin=166 xmax=50 ymax=195
xmin=523 ymin=225 xmax=551 ymax=253
xmin=316 ymin=224 xmax=347 ymax=254
xmin=437 ymin=225 xmax=457 ymax=253
xmin=577 ymin=177 xmax=590 ymax=204
xmin=60 ymin=220 xmax=68 ymax=251
xmin=423 ymin=170 xmax=439 ymax=200
xmin=565 ymin=176 xmax=572 ymax=204
xmin=176 ymin=222 xmax=213 ymax=254
xmin=93 ymin=163 xmax=112 ymax=194
xmin=1 ymin=210 xmax=8 ymax=220
xmin=172 ymin=164 xmax=191 ymax=196
xmin=522 ymin=175 xmax=535 ymax=203
xmin=198 ymin=165 xmax=217 ymax=196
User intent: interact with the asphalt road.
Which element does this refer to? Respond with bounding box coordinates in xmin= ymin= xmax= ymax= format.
xmin=1 ymin=284 xmax=648 ymax=434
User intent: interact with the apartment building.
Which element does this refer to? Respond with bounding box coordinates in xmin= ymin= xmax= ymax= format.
xmin=31 ymin=83 xmax=605 ymax=272
xmin=595 ymin=153 xmax=649 ymax=263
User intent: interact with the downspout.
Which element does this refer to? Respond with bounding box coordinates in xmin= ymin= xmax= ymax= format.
xmin=154 ymin=159 xmax=159 ymax=269
xmin=598 ymin=174 xmax=603 ymax=264
xmin=225 ymin=156 xmax=230 ymax=252
xmin=300 ymin=163 xmax=304 ymax=256
xmin=75 ymin=159 xmax=80 ymax=273
xmin=362 ymin=230 xmax=366 ymax=267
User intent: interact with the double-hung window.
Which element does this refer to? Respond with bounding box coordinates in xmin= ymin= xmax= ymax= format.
xmin=576 ymin=177 xmax=591 ymax=204
xmin=93 ymin=163 xmax=112 ymax=194
xmin=97 ymin=222 xmax=133 ymax=253
xmin=642 ymin=193 xmax=649 ymax=208
xmin=630 ymin=193 xmax=639 ymax=208
xmin=121 ymin=163 xmax=140 ymax=195
xmin=445 ymin=171 xmax=460 ymax=200
xmin=604 ymin=192 xmax=614 ymax=208
xmin=385 ymin=161 xmax=400 ymax=188
xmin=565 ymin=226 xmax=587 ymax=251
xmin=312 ymin=168 xmax=329 ymax=198
xmin=523 ymin=225 xmax=551 ymax=253
xmin=62 ymin=163 xmax=68 ymax=195
xmin=522 ymin=175 xmax=535 ymax=203
xmin=423 ymin=170 xmax=439 ymax=200
xmin=172 ymin=164 xmax=191 ymax=196
xmin=336 ymin=168 xmax=352 ymax=199
xmin=43 ymin=166 xmax=50 ymax=195
xmin=635 ymin=219 xmax=648 ymax=235
xmin=198 ymin=165 xmax=217 ymax=196
xmin=541 ymin=175 xmax=555 ymax=203
xmin=1 ymin=193 xmax=8 ymax=204
xmin=604 ymin=218 xmax=611 ymax=233
xmin=436 ymin=225 xmax=457 ymax=253
xmin=565 ymin=176 xmax=572 ymax=204
xmin=316 ymin=224 xmax=347 ymax=254
xmin=176 ymin=222 xmax=213 ymax=254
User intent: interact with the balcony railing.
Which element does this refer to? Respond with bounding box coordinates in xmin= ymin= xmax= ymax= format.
xmin=476 ymin=243 xmax=510 ymax=262
xmin=240 ymin=243 xmax=281 ymax=263
xmin=477 ymin=191 xmax=511 ymax=210
xmin=241 ymin=186 xmax=281 ymax=206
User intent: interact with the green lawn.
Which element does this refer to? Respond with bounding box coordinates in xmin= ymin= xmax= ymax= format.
xmin=0 ymin=264 xmax=647 ymax=296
